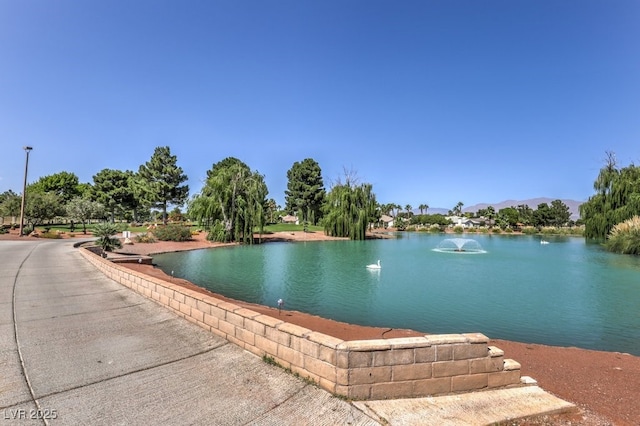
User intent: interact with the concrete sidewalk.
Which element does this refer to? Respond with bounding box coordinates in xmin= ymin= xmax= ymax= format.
xmin=0 ymin=239 xmax=574 ymax=425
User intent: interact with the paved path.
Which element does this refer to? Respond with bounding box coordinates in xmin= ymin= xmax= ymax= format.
xmin=0 ymin=239 xmax=574 ymax=425
xmin=1 ymin=240 xmax=378 ymax=425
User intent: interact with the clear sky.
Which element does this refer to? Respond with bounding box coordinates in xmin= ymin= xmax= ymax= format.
xmin=1 ymin=1 xmax=639 ymax=211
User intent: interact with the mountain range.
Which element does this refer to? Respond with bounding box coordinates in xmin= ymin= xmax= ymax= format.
xmin=427 ymin=198 xmax=584 ymax=220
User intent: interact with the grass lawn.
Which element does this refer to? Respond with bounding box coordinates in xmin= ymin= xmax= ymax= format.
xmin=262 ymin=223 xmax=323 ymax=233
xmin=34 ymin=222 xmax=324 ymax=236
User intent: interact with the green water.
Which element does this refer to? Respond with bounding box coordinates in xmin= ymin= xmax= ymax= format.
xmin=154 ymin=233 xmax=640 ymax=355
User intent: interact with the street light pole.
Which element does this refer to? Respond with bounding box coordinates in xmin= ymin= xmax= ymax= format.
xmin=18 ymin=146 xmax=33 ymax=237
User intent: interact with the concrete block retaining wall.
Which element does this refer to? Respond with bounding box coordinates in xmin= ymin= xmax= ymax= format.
xmin=80 ymin=247 xmax=523 ymax=399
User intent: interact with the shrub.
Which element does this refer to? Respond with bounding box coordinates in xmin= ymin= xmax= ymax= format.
xmin=453 ymin=225 xmax=464 ymax=234
xmin=40 ymin=231 xmax=62 ymax=239
xmin=569 ymin=227 xmax=585 ymax=236
xmin=491 ymin=227 xmax=502 ymax=234
xmin=504 ymin=228 xmax=513 ymax=233
xmin=478 ymin=227 xmax=489 ymax=234
xmin=262 ymin=355 xmax=277 ymax=366
xmin=153 ymin=224 xmax=192 ymax=242
xmin=135 ymin=232 xmax=157 ymax=243
xmin=0 ymin=227 xmax=6 ymax=234
xmin=605 ymin=216 xmax=640 ymax=255
xmin=521 ymin=226 xmax=538 ymax=235
xmin=207 ymin=221 xmax=228 ymax=242
xmin=429 ymin=224 xmax=441 ymax=233
xmin=467 ymin=227 xmax=477 ymax=233
xmin=93 ymin=222 xmax=122 ymax=252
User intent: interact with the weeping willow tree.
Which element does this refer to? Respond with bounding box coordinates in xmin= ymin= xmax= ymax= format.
xmin=323 ymin=180 xmax=377 ymax=240
xmin=187 ymin=157 xmax=267 ymax=244
xmin=581 ymin=151 xmax=640 ymax=240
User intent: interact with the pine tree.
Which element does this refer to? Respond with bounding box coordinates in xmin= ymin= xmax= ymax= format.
xmin=137 ymin=146 xmax=189 ymax=224
xmin=284 ymin=158 xmax=326 ymax=225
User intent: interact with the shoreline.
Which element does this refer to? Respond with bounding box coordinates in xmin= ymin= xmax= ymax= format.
xmin=2 ymin=230 xmax=639 ymax=424
xmin=123 ymin=260 xmax=639 ymax=425
xmin=115 ymin=230 xmax=639 ymax=425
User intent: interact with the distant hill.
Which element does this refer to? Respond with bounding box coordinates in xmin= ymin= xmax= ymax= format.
xmin=427 ymin=198 xmax=584 ymax=220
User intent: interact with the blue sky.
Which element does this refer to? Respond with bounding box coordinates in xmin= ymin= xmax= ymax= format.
xmin=1 ymin=1 xmax=639 ymax=211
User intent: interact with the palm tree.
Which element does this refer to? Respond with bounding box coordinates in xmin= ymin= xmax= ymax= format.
xmin=453 ymin=201 xmax=464 ymax=216
xmin=380 ymin=203 xmax=394 ymax=216
xmin=93 ymin=222 xmax=122 ymax=254
xmin=405 ymin=204 xmax=413 ymax=218
xmin=419 ymin=203 xmax=429 ymax=215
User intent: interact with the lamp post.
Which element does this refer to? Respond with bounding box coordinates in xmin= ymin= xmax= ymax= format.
xmin=18 ymin=146 xmax=33 ymax=237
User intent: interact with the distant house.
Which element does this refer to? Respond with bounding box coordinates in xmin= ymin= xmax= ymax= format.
xmin=447 ymin=216 xmax=490 ymax=228
xmin=280 ymin=214 xmax=299 ymax=224
xmin=380 ymin=214 xmax=394 ymax=229
xmin=464 ymin=218 xmax=487 ymax=228
xmin=446 ymin=215 xmax=465 ymax=226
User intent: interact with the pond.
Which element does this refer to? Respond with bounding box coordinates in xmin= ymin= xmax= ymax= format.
xmin=154 ymin=233 xmax=640 ymax=355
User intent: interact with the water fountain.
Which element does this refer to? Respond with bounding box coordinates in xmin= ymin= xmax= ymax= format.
xmin=433 ymin=237 xmax=486 ymax=254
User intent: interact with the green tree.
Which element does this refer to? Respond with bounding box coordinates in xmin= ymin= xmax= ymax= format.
xmin=418 ymin=203 xmax=429 ymax=215
xmin=477 ymin=206 xmax=496 ymax=220
xmin=0 ymin=190 xmax=21 ymax=220
xmin=549 ymin=199 xmax=571 ymax=227
xmin=66 ymin=197 xmax=104 ymax=234
xmin=581 ymin=153 xmax=640 ymax=240
xmin=76 ymin=182 xmax=93 ymax=198
xmin=1 ymin=190 xmax=17 ymax=204
xmin=393 ymin=203 xmax=402 ymax=217
xmin=405 ymin=204 xmax=413 ymax=218
xmin=91 ymin=169 xmax=137 ymax=222
xmin=452 ymin=201 xmax=464 ymax=216
xmin=190 ymin=157 xmax=267 ymax=243
xmin=137 ymin=146 xmax=189 ymax=224
xmin=516 ymin=204 xmax=534 ymax=225
xmin=24 ymin=192 xmax=65 ymax=231
xmin=532 ymin=203 xmax=552 ymax=227
xmin=265 ymin=198 xmax=279 ymax=224
xmin=498 ymin=207 xmax=519 ymax=228
xmin=29 ymin=171 xmax=82 ymax=203
xmin=323 ymin=179 xmax=377 ymax=240
xmin=284 ymin=158 xmax=326 ymax=226
xmin=594 ymin=151 xmax=619 ymax=198
xmin=379 ymin=203 xmax=395 ymax=216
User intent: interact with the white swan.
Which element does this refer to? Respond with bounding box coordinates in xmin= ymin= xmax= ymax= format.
xmin=366 ymin=260 xmax=381 ymax=269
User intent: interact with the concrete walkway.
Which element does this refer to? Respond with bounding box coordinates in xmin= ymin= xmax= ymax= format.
xmin=0 ymin=239 xmax=574 ymax=425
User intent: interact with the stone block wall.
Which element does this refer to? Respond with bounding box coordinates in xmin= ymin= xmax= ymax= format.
xmin=80 ymin=247 xmax=524 ymax=399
